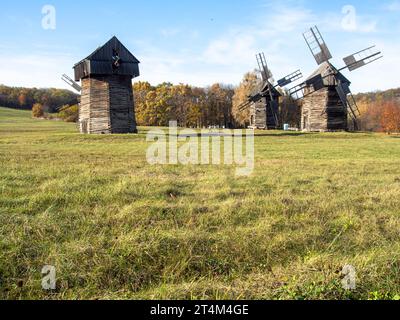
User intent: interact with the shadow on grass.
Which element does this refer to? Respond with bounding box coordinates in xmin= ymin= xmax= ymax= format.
xmin=254 ymin=132 xmax=316 ymax=137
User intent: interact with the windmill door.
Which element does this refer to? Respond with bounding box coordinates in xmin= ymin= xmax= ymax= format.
xmin=80 ymin=120 xmax=88 ymax=134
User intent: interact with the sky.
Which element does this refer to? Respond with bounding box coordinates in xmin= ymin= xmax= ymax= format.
xmin=0 ymin=0 xmax=399 ymax=93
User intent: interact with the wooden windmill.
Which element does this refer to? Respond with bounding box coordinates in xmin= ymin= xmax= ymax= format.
xmin=238 ymin=53 xmax=302 ymax=129
xmin=289 ymin=26 xmax=382 ymax=132
xmin=68 ymin=36 xmax=140 ymax=134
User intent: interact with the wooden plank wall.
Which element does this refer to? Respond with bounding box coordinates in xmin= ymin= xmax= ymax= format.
xmin=109 ymin=75 xmax=137 ymax=134
xmin=78 ymin=75 xmax=137 ymax=134
xmin=251 ymin=99 xmax=267 ymax=130
xmin=302 ymin=87 xmax=348 ymax=132
xmin=250 ymin=98 xmax=279 ymax=130
xmin=79 ymin=79 xmax=91 ymax=133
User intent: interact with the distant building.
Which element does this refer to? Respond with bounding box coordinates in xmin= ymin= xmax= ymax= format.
xmin=73 ymin=36 xmax=140 ymax=134
xmin=249 ymin=82 xmax=281 ymax=130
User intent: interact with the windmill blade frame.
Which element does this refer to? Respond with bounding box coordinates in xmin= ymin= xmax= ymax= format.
xmin=238 ymin=100 xmax=252 ymax=112
xmin=335 ymin=81 xmax=360 ymax=124
xmin=277 ymin=70 xmax=303 ymax=87
xmin=342 ymin=46 xmax=383 ymax=72
xmin=303 ymin=26 xmax=333 ymax=65
xmin=237 ymin=92 xmax=263 ymax=112
xmin=288 ymin=74 xmax=325 ymax=100
xmin=268 ymin=100 xmax=279 ymax=128
xmin=256 ymin=52 xmax=273 ymax=82
xmin=62 ymin=74 xmax=82 ymax=92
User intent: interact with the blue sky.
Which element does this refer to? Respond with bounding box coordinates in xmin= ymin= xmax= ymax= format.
xmin=0 ymin=0 xmax=399 ymax=93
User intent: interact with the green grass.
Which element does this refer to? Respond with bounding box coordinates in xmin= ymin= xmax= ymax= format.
xmin=1 ymin=106 xmax=400 ymax=300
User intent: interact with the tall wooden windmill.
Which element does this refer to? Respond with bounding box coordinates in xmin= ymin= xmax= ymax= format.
xmin=238 ymin=53 xmax=302 ymax=129
xmin=289 ymin=26 xmax=382 ymax=132
xmin=69 ymin=36 xmax=140 ymax=134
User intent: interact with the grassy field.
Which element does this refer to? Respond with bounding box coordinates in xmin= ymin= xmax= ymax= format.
xmin=1 ymin=106 xmax=400 ymax=300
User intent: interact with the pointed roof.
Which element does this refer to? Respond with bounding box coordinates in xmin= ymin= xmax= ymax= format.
xmin=307 ymin=61 xmax=351 ymax=86
xmin=73 ymin=36 xmax=140 ymax=81
xmin=260 ymin=80 xmax=281 ymax=97
xmin=74 ymin=36 xmax=140 ymax=67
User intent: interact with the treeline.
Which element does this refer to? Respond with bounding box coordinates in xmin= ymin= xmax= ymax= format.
xmin=134 ymin=82 xmax=235 ymax=128
xmin=0 ymin=85 xmax=78 ymax=112
xmin=355 ymin=89 xmax=400 ymax=132
xmin=4 ymin=80 xmax=400 ymax=133
xmin=354 ymin=88 xmax=400 ymax=104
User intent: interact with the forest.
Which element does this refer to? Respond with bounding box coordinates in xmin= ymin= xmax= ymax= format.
xmin=354 ymin=88 xmax=400 ymax=132
xmin=0 ymin=85 xmax=78 ymax=113
xmin=1 ymin=81 xmax=399 ymax=133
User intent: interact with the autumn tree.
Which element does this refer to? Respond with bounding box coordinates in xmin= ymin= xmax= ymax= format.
xmin=207 ymin=83 xmax=234 ymax=128
xmin=232 ymin=72 xmax=260 ymax=127
xmin=32 ymin=103 xmax=44 ymax=118
xmin=133 ymin=82 xmax=233 ymax=128
xmin=133 ymin=81 xmax=154 ymax=126
xmin=380 ymin=101 xmax=400 ymax=134
xmin=189 ymin=87 xmax=207 ymax=128
xmin=18 ymin=92 xmax=27 ymax=107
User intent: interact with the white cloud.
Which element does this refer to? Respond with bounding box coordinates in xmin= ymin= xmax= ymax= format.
xmin=203 ymin=32 xmax=256 ymax=66
xmin=0 ymin=50 xmax=76 ymax=90
xmin=194 ymin=5 xmax=316 ymax=86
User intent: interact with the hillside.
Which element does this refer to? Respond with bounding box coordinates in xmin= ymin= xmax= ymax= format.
xmin=354 ymin=88 xmax=400 ymax=103
xmin=0 ymin=106 xmax=400 ymax=300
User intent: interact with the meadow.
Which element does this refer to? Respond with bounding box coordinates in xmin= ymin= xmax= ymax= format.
xmin=0 ymin=106 xmax=399 ymax=300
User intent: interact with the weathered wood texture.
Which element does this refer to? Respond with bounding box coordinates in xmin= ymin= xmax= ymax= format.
xmin=79 ymin=75 xmax=137 ymax=134
xmin=75 ymin=37 xmax=140 ymax=135
xmin=250 ymin=99 xmax=267 ymax=130
xmin=301 ymin=86 xmax=348 ymax=132
xmin=250 ymin=97 xmax=279 ymax=130
xmin=74 ymin=36 xmax=140 ymax=81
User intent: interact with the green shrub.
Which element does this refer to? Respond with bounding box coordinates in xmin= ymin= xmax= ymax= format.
xmin=58 ymin=105 xmax=79 ymax=122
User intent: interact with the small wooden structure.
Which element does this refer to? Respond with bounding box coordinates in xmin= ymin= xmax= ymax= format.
xmin=301 ymin=62 xmax=350 ymax=132
xmin=74 ymin=36 xmax=140 ymax=134
xmin=238 ymin=53 xmax=302 ymax=130
xmin=249 ymin=83 xmax=281 ymax=130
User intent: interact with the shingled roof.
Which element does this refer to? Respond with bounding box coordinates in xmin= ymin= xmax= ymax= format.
xmin=307 ymin=61 xmax=351 ymax=86
xmin=73 ymin=36 xmax=140 ymax=81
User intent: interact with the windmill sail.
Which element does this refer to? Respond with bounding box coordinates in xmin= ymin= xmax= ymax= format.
xmin=256 ymin=53 xmax=273 ymax=82
xmin=335 ymin=80 xmax=360 ymax=123
xmin=292 ymin=25 xmax=382 ymax=132
xmin=288 ymin=74 xmax=324 ymax=100
xmin=62 ymin=74 xmax=82 ymax=92
xmin=277 ymin=70 xmax=303 ymax=87
xmin=303 ymin=26 xmax=332 ymax=65
xmin=342 ymin=46 xmax=383 ymax=72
